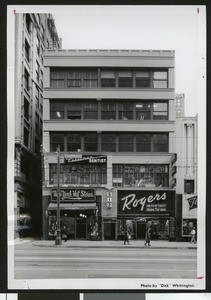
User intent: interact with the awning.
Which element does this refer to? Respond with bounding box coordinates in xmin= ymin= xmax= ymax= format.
xmin=47 ymin=202 xmax=97 ymax=211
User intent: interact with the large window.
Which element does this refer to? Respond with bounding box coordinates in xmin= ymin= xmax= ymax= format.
xmin=101 ymin=102 xmax=116 ymax=120
xmin=49 ymin=163 xmax=107 ymax=185
xmin=67 ymin=102 xmax=81 ymax=120
xmin=101 ymin=71 xmax=116 ymax=87
xmin=136 ymin=103 xmax=151 ymax=120
xmin=118 ymin=71 xmax=133 ymax=87
xmin=51 ymin=70 xmax=65 ymax=88
xmin=153 ymin=103 xmax=168 ymax=120
xmin=84 ymin=101 xmax=98 ymax=119
xmin=113 ymin=164 xmax=169 ymax=187
xmin=119 ymin=102 xmax=133 ymax=120
xmin=136 ymin=71 xmax=150 ymax=87
xmin=101 ymin=133 xmax=116 ymax=152
xmin=25 ymin=40 xmax=30 ymax=62
xmin=50 ymin=132 xmax=168 ymax=153
xmin=119 ymin=133 xmax=133 ymax=152
xmin=50 ymin=101 xmax=65 ymax=119
xmin=83 ymin=71 xmax=98 ymax=88
xmin=67 ymin=70 xmax=81 ymax=87
xmin=84 ymin=133 xmax=98 ymax=151
xmin=153 ymin=71 xmax=168 ymax=88
xmin=50 ymin=133 xmax=65 ymax=152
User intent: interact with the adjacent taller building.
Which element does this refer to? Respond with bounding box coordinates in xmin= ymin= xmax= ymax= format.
xmin=14 ymin=13 xmax=61 ymax=236
xmin=42 ymin=49 xmax=181 ymax=241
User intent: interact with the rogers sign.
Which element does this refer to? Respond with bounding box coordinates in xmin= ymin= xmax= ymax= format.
xmin=118 ymin=190 xmax=175 ymax=215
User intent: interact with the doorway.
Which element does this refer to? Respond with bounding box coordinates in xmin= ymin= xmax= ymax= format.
xmin=104 ymin=222 xmax=116 ymax=240
xmin=136 ymin=221 xmax=146 ymax=239
xmin=76 ymin=218 xmax=87 ymax=238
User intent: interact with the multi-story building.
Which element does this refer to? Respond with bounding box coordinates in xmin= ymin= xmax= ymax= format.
xmin=42 ymin=49 xmax=180 ymax=241
xmin=175 ymin=114 xmax=198 ymax=241
xmin=14 ymin=13 xmax=61 ymax=237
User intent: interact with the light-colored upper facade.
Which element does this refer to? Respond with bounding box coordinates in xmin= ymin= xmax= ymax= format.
xmin=43 ymin=49 xmax=176 ymax=190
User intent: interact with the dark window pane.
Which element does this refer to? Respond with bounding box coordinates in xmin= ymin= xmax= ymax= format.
xmin=84 ymin=134 xmax=98 ymax=151
xmin=136 ymin=134 xmax=151 ymax=152
xmin=50 ymin=101 xmax=65 ymax=119
xmin=136 ymin=71 xmax=150 ymax=88
xmin=67 ymin=71 xmax=81 ymax=87
xmin=67 ymin=102 xmax=81 ymax=119
xmin=119 ymin=102 xmax=133 ymax=120
xmin=118 ymin=71 xmax=133 ymax=88
xmin=153 ymin=134 xmax=168 ymax=152
xmin=119 ymin=134 xmax=133 ymax=152
xmin=67 ymin=134 xmax=81 ymax=151
xmin=101 ymin=71 xmax=115 ymax=87
xmin=101 ymin=134 xmax=116 ymax=152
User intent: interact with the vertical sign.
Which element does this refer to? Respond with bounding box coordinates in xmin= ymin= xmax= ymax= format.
xmin=106 ymin=191 xmax=113 ymax=208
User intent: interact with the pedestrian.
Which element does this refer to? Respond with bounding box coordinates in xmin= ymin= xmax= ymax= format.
xmin=123 ymin=226 xmax=131 ymax=245
xmin=144 ymin=227 xmax=151 ymax=246
xmin=190 ymin=227 xmax=196 ymax=244
xmin=61 ymin=224 xmax=68 ymax=242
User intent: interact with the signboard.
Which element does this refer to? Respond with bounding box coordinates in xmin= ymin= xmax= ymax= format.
xmin=118 ymin=190 xmax=175 ymax=215
xmin=64 ymin=154 xmax=107 ymax=164
xmin=102 ymin=190 xmax=117 ymax=218
xmin=51 ymin=188 xmax=95 ymax=202
xmin=187 ymin=196 xmax=197 ymax=210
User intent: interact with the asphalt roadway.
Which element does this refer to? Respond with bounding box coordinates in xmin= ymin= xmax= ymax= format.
xmin=14 ymin=239 xmax=197 ymax=279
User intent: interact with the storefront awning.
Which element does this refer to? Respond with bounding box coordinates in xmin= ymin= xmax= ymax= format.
xmin=47 ymin=202 xmax=97 ymax=211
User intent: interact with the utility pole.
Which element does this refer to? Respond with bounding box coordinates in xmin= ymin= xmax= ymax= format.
xmin=55 ymin=145 xmax=62 ymax=245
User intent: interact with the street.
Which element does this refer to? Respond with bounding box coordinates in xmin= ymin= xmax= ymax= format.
xmin=14 ymin=241 xmax=197 ymax=279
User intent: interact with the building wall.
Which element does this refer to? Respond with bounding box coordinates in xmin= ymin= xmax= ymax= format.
xmin=42 ymin=49 xmax=177 ymax=240
xmin=14 ymin=13 xmax=61 ymax=237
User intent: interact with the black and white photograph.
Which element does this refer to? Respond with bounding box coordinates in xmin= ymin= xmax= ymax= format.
xmin=7 ymin=5 xmax=206 ymax=290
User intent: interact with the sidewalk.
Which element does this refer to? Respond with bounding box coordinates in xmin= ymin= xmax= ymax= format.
xmin=30 ymin=239 xmax=197 ymax=249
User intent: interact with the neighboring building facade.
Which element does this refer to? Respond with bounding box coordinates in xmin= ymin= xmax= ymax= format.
xmin=175 ymin=115 xmax=198 ymax=241
xmin=42 ymin=49 xmax=179 ymax=241
xmin=175 ymin=93 xmax=185 ymax=118
xmin=14 ymin=13 xmax=61 ymax=237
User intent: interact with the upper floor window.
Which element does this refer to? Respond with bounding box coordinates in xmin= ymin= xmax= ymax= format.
xmin=101 ymin=133 xmax=116 ymax=152
xmin=83 ymin=71 xmax=98 ymax=88
xmin=153 ymin=103 xmax=168 ymax=120
xmin=50 ymin=101 xmax=65 ymax=119
xmin=118 ymin=71 xmax=133 ymax=88
xmin=84 ymin=101 xmax=98 ymax=119
xmin=119 ymin=133 xmax=133 ymax=152
xmin=84 ymin=133 xmax=98 ymax=151
xmin=184 ymin=180 xmax=195 ymax=194
xmin=136 ymin=103 xmax=151 ymax=120
xmin=101 ymin=71 xmax=116 ymax=87
xmin=136 ymin=71 xmax=150 ymax=87
xmin=51 ymin=70 xmax=65 ymax=88
xmin=24 ymin=68 xmax=30 ymax=92
xmin=25 ymin=40 xmax=30 ymax=62
xmin=24 ymin=97 xmax=29 ymax=121
xmin=153 ymin=134 xmax=168 ymax=152
xmin=25 ymin=14 xmax=31 ymax=34
xmin=67 ymin=102 xmax=81 ymax=120
xmin=153 ymin=71 xmax=168 ymax=88
xmin=50 ymin=133 xmax=65 ymax=152
xmin=67 ymin=70 xmax=81 ymax=87
xmin=101 ymin=102 xmax=116 ymax=120
xmin=119 ymin=102 xmax=133 ymax=120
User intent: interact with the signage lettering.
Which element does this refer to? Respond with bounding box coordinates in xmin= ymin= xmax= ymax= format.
xmin=121 ymin=192 xmax=166 ymax=211
xmin=64 ymin=154 xmax=107 ymax=164
xmin=52 ymin=188 xmax=95 ymax=202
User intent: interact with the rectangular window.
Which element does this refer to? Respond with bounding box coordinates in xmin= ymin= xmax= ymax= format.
xmin=24 ymin=127 xmax=29 ymax=147
xmin=83 ymin=71 xmax=98 ymax=88
xmin=136 ymin=134 xmax=151 ymax=152
xmin=40 ymin=70 xmax=43 ymax=88
xmin=67 ymin=101 xmax=81 ymax=120
xmin=113 ymin=164 xmax=169 ymax=187
xmin=118 ymin=102 xmax=133 ymax=120
xmin=50 ymin=133 xmax=65 ymax=152
xmin=84 ymin=101 xmax=98 ymax=119
xmin=35 ymin=86 xmax=39 ymax=108
xmin=101 ymin=102 xmax=116 ymax=120
xmin=184 ymin=180 xmax=195 ymax=194
xmin=24 ymin=68 xmax=30 ymax=91
xmin=36 ymin=35 xmax=40 ymax=56
xmin=101 ymin=133 xmax=116 ymax=152
xmin=25 ymin=40 xmax=30 ymax=62
xmin=101 ymin=70 xmax=115 ymax=87
xmin=153 ymin=103 xmax=168 ymax=120
xmin=84 ymin=133 xmax=98 ymax=151
xmin=153 ymin=134 xmax=168 ymax=152
xmin=24 ymin=98 xmax=29 ymax=120
xmin=67 ymin=133 xmax=81 ymax=151
xmin=36 ymin=61 xmax=40 ymax=82
xmin=49 ymin=164 xmax=106 ymax=185
xmin=135 ymin=103 xmax=151 ymax=120
xmin=119 ymin=133 xmax=133 ymax=152
xmin=35 ymin=113 xmax=39 ymax=135
xmin=50 ymin=101 xmax=65 ymax=119
xmin=153 ymin=71 xmax=168 ymax=88
xmin=135 ymin=71 xmax=150 ymax=87
xmin=67 ymin=70 xmax=81 ymax=87
xmin=51 ymin=70 xmax=65 ymax=88
xmin=118 ymin=71 xmax=133 ymax=87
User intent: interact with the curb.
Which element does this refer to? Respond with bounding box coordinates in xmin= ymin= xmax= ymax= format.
xmin=31 ymin=243 xmax=197 ymax=250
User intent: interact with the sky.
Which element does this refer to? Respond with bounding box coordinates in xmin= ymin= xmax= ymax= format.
xmin=50 ymin=5 xmax=206 ymax=116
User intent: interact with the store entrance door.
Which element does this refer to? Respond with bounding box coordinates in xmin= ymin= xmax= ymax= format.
xmin=104 ymin=222 xmax=116 ymax=240
xmin=136 ymin=221 xmax=146 ymax=239
xmin=76 ymin=218 xmax=86 ymax=239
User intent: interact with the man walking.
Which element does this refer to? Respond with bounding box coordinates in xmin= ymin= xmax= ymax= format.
xmin=144 ymin=227 xmax=151 ymax=246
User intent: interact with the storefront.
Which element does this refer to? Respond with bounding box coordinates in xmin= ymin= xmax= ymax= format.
xmin=182 ymin=194 xmax=197 ymax=241
xmin=47 ymin=188 xmax=98 ymax=239
xmin=117 ymin=189 xmax=176 ymax=241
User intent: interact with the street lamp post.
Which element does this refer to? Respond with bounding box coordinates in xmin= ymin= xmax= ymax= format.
xmin=55 ymin=145 xmax=62 ymax=245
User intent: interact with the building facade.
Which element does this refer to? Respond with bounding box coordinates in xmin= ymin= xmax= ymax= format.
xmin=42 ymin=49 xmax=179 ymax=241
xmin=14 ymin=13 xmax=61 ymax=237
xmin=175 ymin=115 xmax=198 ymax=241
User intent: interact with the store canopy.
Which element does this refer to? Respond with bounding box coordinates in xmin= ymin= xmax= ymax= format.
xmin=47 ymin=202 xmax=97 ymax=211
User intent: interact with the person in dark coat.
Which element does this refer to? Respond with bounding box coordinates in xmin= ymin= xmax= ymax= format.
xmin=144 ymin=227 xmax=151 ymax=246
xmin=124 ymin=226 xmax=131 ymax=245
xmin=61 ymin=224 xmax=68 ymax=242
